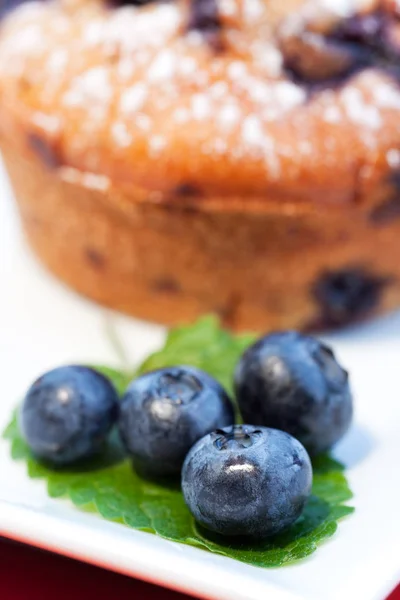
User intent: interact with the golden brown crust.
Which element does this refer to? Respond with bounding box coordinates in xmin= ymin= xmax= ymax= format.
xmin=3 ymin=133 xmax=400 ymax=331
xmin=3 ymin=0 xmax=400 ymax=330
xmin=2 ymin=0 xmax=400 ymax=207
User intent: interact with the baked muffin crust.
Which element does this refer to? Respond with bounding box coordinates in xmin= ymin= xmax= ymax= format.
xmin=2 ymin=0 xmax=400 ymax=208
xmin=2 ymin=0 xmax=400 ymax=330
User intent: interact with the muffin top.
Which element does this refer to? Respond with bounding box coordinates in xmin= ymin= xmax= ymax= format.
xmin=1 ymin=0 xmax=400 ymax=209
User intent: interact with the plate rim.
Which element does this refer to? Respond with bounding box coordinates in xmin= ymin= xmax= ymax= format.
xmin=1 ymin=498 xmax=399 ymax=600
xmin=0 ymin=499 xmax=306 ymax=600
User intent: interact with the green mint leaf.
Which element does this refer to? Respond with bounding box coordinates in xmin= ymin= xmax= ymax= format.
xmin=138 ymin=315 xmax=256 ymax=395
xmin=2 ymin=409 xmax=18 ymax=440
xmin=3 ymin=316 xmax=354 ymax=568
xmin=91 ymin=366 xmax=134 ymax=396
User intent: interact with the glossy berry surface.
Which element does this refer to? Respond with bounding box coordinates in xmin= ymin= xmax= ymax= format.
xmin=182 ymin=425 xmax=312 ymax=538
xmin=235 ymin=332 xmax=353 ymax=455
xmin=118 ymin=366 xmax=234 ymax=477
xmin=20 ymin=366 xmax=119 ymax=465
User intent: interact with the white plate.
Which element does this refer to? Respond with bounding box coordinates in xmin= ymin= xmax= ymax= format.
xmin=0 ymin=158 xmax=399 ymax=600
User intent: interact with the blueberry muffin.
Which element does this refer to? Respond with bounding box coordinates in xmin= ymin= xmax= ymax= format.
xmin=1 ymin=0 xmax=400 ymax=330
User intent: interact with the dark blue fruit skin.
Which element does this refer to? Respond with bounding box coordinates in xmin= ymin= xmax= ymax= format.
xmin=20 ymin=366 xmax=119 ymax=465
xmin=235 ymin=332 xmax=353 ymax=455
xmin=182 ymin=425 xmax=312 ymax=538
xmin=118 ymin=366 xmax=235 ymax=477
xmin=0 ymin=0 xmax=34 ymax=19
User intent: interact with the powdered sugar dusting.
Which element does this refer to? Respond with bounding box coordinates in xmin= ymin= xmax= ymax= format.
xmin=323 ymin=106 xmax=342 ymax=123
xmin=218 ymin=103 xmax=241 ymax=129
xmin=210 ymin=81 xmax=229 ymax=99
xmin=219 ymin=0 xmax=237 ymax=18
xmin=227 ymin=61 xmax=248 ymax=80
xmin=149 ymin=135 xmax=167 ymax=156
xmin=46 ymin=49 xmax=68 ymax=73
xmin=31 ymin=112 xmax=61 ymax=135
xmin=112 ymin=121 xmax=132 ymax=148
xmin=120 ymin=84 xmax=148 ymax=114
xmin=173 ymin=108 xmax=190 ymax=123
xmin=148 ymin=50 xmax=176 ymax=82
xmin=318 ymin=0 xmax=358 ymax=17
xmin=341 ymin=87 xmax=382 ymax=129
xmin=387 ymin=148 xmax=400 ymax=169
xmin=373 ymin=82 xmax=400 ymax=110
xmin=136 ymin=114 xmax=152 ymax=131
xmin=63 ymin=67 xmax=112 ymax=108
xmin=314 ymin=0 xmax=376 ymax=18
xmin=82 ymin=171 xmax=111 ymax=192
xmin=0 ymin=0 xmax=400 ymax=198
xmin=191 ymin=94 xmax=212 ymax=120
xmin=274 ymin=81 xmax=306 ymax=107
xmin=243 ymin=0 xmax=264 ymax=22
xmin=241 ymin=115 xmax=264 ymax=147
xmin=59 ymin=166 xmax=111 ymax=191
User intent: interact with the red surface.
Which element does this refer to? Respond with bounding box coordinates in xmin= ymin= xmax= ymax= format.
xmin=0 ymin=537 xmax=192 ymax=600
xmin=390 ymin=588 xmax=400 ymax=600
xmin=0 ymin=536 xmax=398 ymax=600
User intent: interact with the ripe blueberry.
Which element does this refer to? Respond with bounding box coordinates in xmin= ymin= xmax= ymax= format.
xmin=118 ymin=366 xmax=234 ymax=477
xmin=182 ymin=425 xmax=312 ymax=538
xmin=20 ymin=366 xmax=119 ymax=465
xmin=235 ymin=332 xmax=353 ymax=455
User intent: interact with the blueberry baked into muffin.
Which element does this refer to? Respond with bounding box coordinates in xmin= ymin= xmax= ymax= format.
xmin=1 ymin=0 xmax=400 ymax=330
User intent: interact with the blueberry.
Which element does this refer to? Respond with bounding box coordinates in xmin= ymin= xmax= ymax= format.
xmin=313 ymin=268 xmax=388 ymax=326
xmin=188 ymin=0 xmax=221 ymax=33
xmin=118 ymin=366 xmax=234 ymax=477
xmin=182 ymin=425 xmax=312 ymax=538
xmin=20 ymin=366 xmax=119 ymax=465
xmin=0 ymin=0 xmax=35 ymax=19
xmin=280 ymin=7 xmax=400 ymax=86
xmin=235 ymin=332 xmax=353 ymax=455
